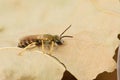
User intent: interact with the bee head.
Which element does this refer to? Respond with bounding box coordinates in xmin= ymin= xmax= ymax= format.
xmin=53 ymin=35 xmax=63 ymax=45
xmin=54 ymin=25 xmax=73 ymax=45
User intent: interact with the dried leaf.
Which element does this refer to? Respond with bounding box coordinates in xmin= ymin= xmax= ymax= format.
xmin=0 ymin=47 xmax=65 ymax=80
xmin=117 ymin=46 xmax=120 ymax=80
xmin=0 ymin=0 xmax=120 ymax=80
xmin=53 ymin=31 xmax=118 ymax=80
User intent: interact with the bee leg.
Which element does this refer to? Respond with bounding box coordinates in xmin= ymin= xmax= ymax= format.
xmin=41 ymin=40 xmax=45 ymax=53
xmin=18 ymin=42 xmax=36 ymax=56
xmin=49 ymin=41 xmax=54 ymax=54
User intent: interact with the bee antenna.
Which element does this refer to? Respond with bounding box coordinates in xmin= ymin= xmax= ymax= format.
xmin=60 ymin=25 xmax=72 ymax=37
xmin=60 ymin=35 xmax=73 ymax=39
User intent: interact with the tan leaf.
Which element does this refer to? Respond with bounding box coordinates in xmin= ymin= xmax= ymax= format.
xmin=0 ymin=0 xmax=120 ymax=80
xmin=0 ymin=47 xmax=65 ymax=80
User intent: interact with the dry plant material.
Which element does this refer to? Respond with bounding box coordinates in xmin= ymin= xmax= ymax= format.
xmin=53 ymin=32 xmax=117 ymax=80
xmin=0 ymin=0 xmax=120 ymax=80
xmin=117 ymin=46 xmax=120 ymax=80
xmin=91 ymin=0 xmax=120 ymax=17
xmin=0 ymin=47 xmax=65 ymax=80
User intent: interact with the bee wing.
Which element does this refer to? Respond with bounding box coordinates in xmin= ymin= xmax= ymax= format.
xmin=53 ymin=32 xmax=117 ymax=80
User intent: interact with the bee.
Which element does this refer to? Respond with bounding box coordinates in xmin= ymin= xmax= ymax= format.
xmin=18 ymin=25 xmax=73 ymax=55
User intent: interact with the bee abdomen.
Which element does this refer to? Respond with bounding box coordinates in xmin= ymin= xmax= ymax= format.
xmin=18 ymin=40 xmax=34 ymax=48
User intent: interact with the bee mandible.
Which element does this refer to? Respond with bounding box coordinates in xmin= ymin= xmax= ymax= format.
xmin=18 ymin=25 xmax=73 ymax=55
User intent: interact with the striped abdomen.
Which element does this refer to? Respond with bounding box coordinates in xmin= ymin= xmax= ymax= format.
xmin=18 ymin=35 xmax=42 ymax=48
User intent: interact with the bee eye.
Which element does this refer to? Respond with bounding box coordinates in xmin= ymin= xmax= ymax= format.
xmin=55 ymin=40 xmax=63 ymax=45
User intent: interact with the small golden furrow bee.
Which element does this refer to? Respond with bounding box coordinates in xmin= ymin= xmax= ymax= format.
xmin=18 ymin=25 xmax=73 ymax=55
